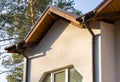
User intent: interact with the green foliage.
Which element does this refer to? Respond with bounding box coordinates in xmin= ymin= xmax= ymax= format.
xmin=54 ymin=0 xmax=75 ymax=10
xmin=53 ymin=0 xmax=81 ymax=15
xmin=0 ymin=0 xmax=31 ymax=41
xmin=2 ymin=54 xmax=24 ymax=82
xmin=2 ymin=54 xmax=23 ymax=69
xmin=6 ymin=65 xmax=23 ymax=82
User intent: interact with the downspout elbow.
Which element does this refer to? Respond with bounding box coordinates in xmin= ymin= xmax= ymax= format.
xmin=76 ymin=10 xmax=96 ymax=23
xmin=76 ymin=10 xmax=96 ymax=36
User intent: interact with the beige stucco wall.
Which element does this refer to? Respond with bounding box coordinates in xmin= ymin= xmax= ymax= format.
xmin=100 ymin=22 xmax=116 ymax=82
xmin=25 ymin=19 xmax=100 ymax=82
xmin=24 ymin=20 xmax=119 ymax=82
xmin=115 ymin=20 xmax=120 ymax=82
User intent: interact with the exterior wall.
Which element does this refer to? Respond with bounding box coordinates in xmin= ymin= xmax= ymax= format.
xmin=115 ymin=20 xmax=120 ymax=82
xmin=100 ymin=22 xmax=116 ymax=82
xmin=25 ymin=19 xmax=100 ymax=82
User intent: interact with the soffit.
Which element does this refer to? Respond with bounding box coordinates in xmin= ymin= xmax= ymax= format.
xmin=4 ymin=6 xmax=82 ymax=53
xmin=95 ymin=0 xmax=120 ymax=22
xmin=24 ymin=6 xmax=81 ymax=47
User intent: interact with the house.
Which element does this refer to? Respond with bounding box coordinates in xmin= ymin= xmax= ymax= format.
xmin=5 ymin=0 xmax=120 ymax=82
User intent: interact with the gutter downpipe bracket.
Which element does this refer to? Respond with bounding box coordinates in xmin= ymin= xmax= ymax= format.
xmin=76 ymin=10 xmax=97 ymax=82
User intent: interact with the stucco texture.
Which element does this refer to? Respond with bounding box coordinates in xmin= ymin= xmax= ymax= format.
xmin=25 ymin=19 xmax=100 ymax=82
xmin=101 ymin=22 xmax=116 ymax=82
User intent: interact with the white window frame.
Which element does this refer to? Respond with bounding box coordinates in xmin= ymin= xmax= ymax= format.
xmin=50 ymin=68 xmax=69 ymax=82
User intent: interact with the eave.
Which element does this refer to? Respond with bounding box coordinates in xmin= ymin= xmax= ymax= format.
xmin=5 ymin=0 xmax=120 ymax=54
xmin=5 ymin=6 xmax=81 ymax=54
xmin=95 ymin=0 xmax=112 ymax=14
xmin=24 ymin=6 xmax=81 ymax=47
xmin=94 ymin=0 xmax=120 ymax=22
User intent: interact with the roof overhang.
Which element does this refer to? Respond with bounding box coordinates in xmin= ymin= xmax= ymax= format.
xmin=5 ymin=0 xmax=120 ymax=54
xmin=24 ymin=6 xmax=81 ymax=47
xmin=4 ymin=6 xmax=81 ymax=54
xmin=94 ymin=0 xmax=120 ymax=22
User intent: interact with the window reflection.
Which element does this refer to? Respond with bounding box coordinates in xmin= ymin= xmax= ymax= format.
xmin=42 ymin=68 xmax=83 ymax=82
xmin=54 ymin=71 xmax=65 ymax=82
xmin=69 ymin=68 xmax=83 ymax=82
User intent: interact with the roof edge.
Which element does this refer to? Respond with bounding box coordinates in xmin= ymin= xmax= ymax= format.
xmin=24 ymin=6 xmax=51 ymax=41
xmin=94 ymin=0 xmax=112 ymax=14
xmin=24 ymin=5 xmax=80 ymax=44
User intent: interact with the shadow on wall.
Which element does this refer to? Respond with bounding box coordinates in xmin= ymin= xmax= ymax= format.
xmin=29 ymin=20 xmax=70 ymax=59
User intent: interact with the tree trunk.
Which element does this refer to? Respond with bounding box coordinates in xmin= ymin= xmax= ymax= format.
xmin=30 ymin=0 xmax=35 ymax=25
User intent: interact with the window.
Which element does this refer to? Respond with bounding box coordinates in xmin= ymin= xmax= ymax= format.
xmin=42 ymin=68 xmax=83 ymax=82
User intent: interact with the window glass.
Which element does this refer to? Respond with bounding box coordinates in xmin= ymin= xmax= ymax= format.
xmin=42 ymin=68 xmax=83 ymax=82
xmin=43 ymin=74 xmax=51 ymax=82
xmin=54 ymin=71 xmax=65 ymax=82
xmin=69 ymin=68 xmax=83 ymax=82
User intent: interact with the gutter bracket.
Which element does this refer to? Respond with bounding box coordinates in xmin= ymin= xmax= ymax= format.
xmin=16 ymin=41 xmax=28 ymax=58
xmin=76 ymin=10 xmax=96 ymax=36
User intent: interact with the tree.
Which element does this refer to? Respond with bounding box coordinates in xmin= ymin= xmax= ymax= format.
xmin=53 ymin=0 xmax=82 ymax=15
xmin=54 ymin=0 xmax=75 ymax=11
xmin=2 ymin=54 xmax=23 ymax=82
xmin=0 ymin=0 xmax=29 ymax=81
xmin=0 ymin=0 xmax=31 ymax=42
xmin=0 ymin=0 xmax=81 ymax=81
xmin=27 ymin=0 xmax=81 ymax=26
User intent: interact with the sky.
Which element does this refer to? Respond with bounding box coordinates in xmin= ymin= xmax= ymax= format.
xmin=74 ymin=0 xmax=103 ymax=14
xmin=0 ymin=0 xmax=103 ymax=82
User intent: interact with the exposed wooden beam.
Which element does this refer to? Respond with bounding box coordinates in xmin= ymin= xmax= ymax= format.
xmin=95 ymin=11 xmax=120 ymax=19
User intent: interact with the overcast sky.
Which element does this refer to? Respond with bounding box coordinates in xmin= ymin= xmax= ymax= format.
xmin=0 ymin=0 xmax=103 ymax=82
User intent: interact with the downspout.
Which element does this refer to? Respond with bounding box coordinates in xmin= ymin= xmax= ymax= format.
xmin=25 ymin=57 xmax=29 ymax=82
xmin=76 ymin=11 xmax=97 ymax=82
xmin=16 ymin=41 xmax=29 ymax=82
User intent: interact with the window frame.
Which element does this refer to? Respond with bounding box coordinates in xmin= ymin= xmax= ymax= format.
xmin=51 ymin=69 xmax=68 ymax=82
xmin=43 ymin=67 xmax=83 ymax=82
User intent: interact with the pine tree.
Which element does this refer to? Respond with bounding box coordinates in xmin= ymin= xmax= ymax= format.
xmin=2 ymin=54 xmax=23 ymax=82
